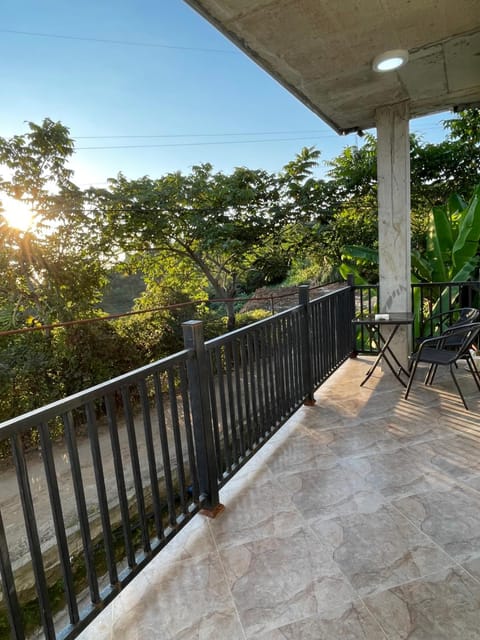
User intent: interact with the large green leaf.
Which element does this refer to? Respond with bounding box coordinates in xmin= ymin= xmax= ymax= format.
xmin=339 ymin=263 xmax=368 ymax=285
xmin=411 ymin=273 xmax=423 ymax=338
xmin=452 ymin=186 xmax=480 ymax=272
xmin=426 ymin=206 xmax=450 ymax=281
xmin=341 ymin=245 xmax=379 ymax=264
xmin=411 ymin=249 xmax=432 ymax=281
xmin=430 ymin=256 xmax=480 ymax=317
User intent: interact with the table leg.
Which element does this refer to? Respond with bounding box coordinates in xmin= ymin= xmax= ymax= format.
xmin=360 ymin=324 xmax=408 ymax=387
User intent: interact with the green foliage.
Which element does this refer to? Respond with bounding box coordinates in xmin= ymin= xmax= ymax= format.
xmin=57 ymin=323 xmax=147 ymax=396
xmin=0 ymin=332 xmax=59 ymax=420
xmin=0 ymin=118 xmax=74 ymax=200
xmin=203 ymin=309 xmax=271 ymax=339
xmin=425 ymin=186 xmax=480 ymax=283
xmin=0 ymin=120 xmax=108 ymax=324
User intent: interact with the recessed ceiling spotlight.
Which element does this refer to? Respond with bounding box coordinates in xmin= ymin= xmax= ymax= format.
xmin=372 ymin=49 xmax=409 ymax=72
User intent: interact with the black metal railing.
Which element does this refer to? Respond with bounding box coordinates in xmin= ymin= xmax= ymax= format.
xmin=0 ymin=284 xmax=353 ymax=640
xmin=352 ymin=279 xmax=480 ymax=353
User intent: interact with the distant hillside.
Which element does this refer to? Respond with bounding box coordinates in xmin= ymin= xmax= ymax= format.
xmin=240 ymin=283 xmax=343 ymax=314
xmin=100 ymin=272 xmax=145 ymax=314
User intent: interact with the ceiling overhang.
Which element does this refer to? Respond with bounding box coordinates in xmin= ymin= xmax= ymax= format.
xmin=184 ymin=0 xmax=480 ymax=134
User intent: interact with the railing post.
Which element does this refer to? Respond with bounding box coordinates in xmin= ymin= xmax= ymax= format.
xmin=298 ymin=285 xmax=316 ymax=406
xmin=182 ymin=320 xmax=224 ymax=517
xmin=347 ymin=274 xmax=358 ymax=357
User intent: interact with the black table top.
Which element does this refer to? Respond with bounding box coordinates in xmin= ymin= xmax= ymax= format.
xmin=353 ymin=312 xmax=414 ymax=325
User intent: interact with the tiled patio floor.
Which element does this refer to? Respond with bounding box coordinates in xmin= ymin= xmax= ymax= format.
xmin=78 ymin=356 xmax=480 ymax=639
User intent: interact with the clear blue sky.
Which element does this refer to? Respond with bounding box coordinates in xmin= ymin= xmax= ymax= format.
xmin=1 ymin=0 xmax=450 ymax=187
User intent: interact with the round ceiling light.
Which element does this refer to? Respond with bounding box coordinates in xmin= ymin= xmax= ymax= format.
xmin=372 ymin=49 xmax=409 ymax=72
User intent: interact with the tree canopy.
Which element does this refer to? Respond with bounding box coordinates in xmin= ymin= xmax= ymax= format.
xmin=92 ymin=147 xmax=325 ymax=329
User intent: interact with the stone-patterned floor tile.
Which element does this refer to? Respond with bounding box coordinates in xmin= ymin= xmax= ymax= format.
xmin=255 ymin=601 xmax=387 ymax=639
xmin=77 ymin=605 xmax=113 ymax=640
xmin=460 ymin=556 xmax=480 ymax=583
xmin=310 ymin=423 xmax=399 ymax=458
xmin=463 ymin=475 xmax=480 ymax=492
xmin=155 ymin=512 xmax=217 ymax=563
xmin=340 ymin=447 xmax=455 ymax=499
xmin=110 ymin=551 xmax=245 ymax=640
xmin=260 ymin=430 xmax=339 ymax=476
xmin=363 ymin=567 xmax=480 ymax=639
xmin=316 ymin=387 xmax=405 ymax=425
xmin=412 ymin=434 xmax=480 ymax=481
xmin=310 ymin=503 xmax=454 ymax=597
xmin=209 ymin=476 xmax=306 ymax=549
xmin=293 ymin=400 xmax=362 ymax=430
xmin=220 ymin=526 xmax=357 ymax=638
xmin=219 ymin=457 xmax=275 ymax=502
xmin=393 ymin=484 xmax=480 ymax=563
xmin=276 ymin=463 xmax=386 ymax=521
xmin=309 ymin=411 xmax=454 ymax=459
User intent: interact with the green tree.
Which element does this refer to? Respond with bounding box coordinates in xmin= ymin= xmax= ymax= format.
xmin=0 ymin=120 xmax=107 ymax=325
xmin=93 ymin=148 xmax=325 ymax=330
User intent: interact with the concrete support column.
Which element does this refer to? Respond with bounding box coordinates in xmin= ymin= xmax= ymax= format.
xmin=376 ymin=101 xmax=411 ymax=364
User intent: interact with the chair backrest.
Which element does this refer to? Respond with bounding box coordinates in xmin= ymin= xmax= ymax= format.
xmin=443 ymin=322 xmax=480 ymax=358
xmin=421 ymin=307 xmax=480 ymax=341
xmin=455 ymin=307 xmax=480 ymax=326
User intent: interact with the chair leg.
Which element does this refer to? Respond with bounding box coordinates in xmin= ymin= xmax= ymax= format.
xmin=466 ymin=356 xmax=480 ymax=391
xmin=404 ymin=358 xmax=419 ymax=400
xmin=425 ymin=363 xmax=437 ymax=386
xmin=449 ymin=364 xmax=469 ymax=410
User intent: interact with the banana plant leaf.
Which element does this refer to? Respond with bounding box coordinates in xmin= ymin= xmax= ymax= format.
xmin=452 ymin=186 xmax=480 ymax=272
xmin=429 ymin=256 xmax=480 ymax=318
xmin=447 ymin=192 xmax=467 ymax=222
xmin=339 ymin=262 xmax=369 ymax=284
xmin=411 ymin=273 xmax=423 ymax=339
xmin=411 ymin=249 xmax=432 ymax=281
xmin=341 ymin=245 xmax=379 ymax=264
xmin=426 ymin=206 xmax=450 ymax=282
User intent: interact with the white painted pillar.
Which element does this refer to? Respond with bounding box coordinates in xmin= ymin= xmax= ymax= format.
xmin=376 ymin=101 xmax=411 ymax=364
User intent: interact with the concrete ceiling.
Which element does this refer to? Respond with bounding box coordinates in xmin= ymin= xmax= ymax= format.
xmin=184 ymin=0 xmax=480 ymax=134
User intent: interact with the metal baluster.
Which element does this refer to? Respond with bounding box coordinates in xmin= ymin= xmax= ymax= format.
xmin=63 ymin=411 xmax=100 ymax=605
xmin=224 ymin=342 xmax=238 ymax=463
xmin=11 ymin=433 xmax=56 ymax=638
xmin=38 ymin=421 xmax=79 ymax=624
xmin=214 ymin=346 xmax=231 ymax=475
xmin=85 ymin=403 xmax=119 ymax=588
xmin=137 ymin=380 xmax=164 ymax=541
xmin=105 ymin=394 xmax=136 ymax=568
xmin=121 ymin=386 xmax=151 ymax=554
xmin=179 ymin=363 xmax=200 ymax=501
xmin=247 ymin=331 xmax=260 ymax=445
xmin=0 ymin=507 xmax=25 ymax=640
xmin=167 ymin=367 xmax=188 ymax=516
xmin=232 ymin=338 xmax=245 ymax=458
xmin=152 ymin=371 xmax=177 ymax=529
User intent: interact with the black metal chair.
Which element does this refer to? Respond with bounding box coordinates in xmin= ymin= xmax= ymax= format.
xmin=418 ymin=307 xmax=480 ymax=346
xmin=405 ymin=322 xmax=480 ymax=410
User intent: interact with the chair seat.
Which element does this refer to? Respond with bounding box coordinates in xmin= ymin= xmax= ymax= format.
xmin=411 ymin=347 xmax=460 ymax=366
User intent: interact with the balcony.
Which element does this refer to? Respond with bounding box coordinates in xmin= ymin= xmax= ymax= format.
xmin=76 ymin=355 xmax=480 ymax=639
xmin=1 ymin=283 xmax=480 ymax=639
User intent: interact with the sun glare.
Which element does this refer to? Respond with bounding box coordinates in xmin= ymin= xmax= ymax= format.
xmin=1 ymin=196 xmax=34 ymax=232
